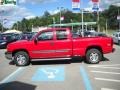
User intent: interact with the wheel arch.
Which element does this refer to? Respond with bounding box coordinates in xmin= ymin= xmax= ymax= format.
xmin=86 ymin=45 xmax=103 ymax=55
xmin=12 ymin=49 xmax=29 ymax=57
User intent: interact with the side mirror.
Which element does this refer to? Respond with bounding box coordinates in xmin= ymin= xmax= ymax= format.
xmin=34 ymin=38 xmax=38 ymax=44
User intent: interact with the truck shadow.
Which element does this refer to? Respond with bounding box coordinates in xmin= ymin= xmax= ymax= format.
xmin=9 ymin=57 xmax=110 ymax=66
xmin=0 ymin=81 xmax=36 ymax=90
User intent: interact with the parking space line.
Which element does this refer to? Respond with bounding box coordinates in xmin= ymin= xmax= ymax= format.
xmin=80 ymin=66 xmax=93 ymax=90
xmin=101 ymin=88 xmax=116 ymax=90
xmin=88 ymin=66 xmax=120 ymax=70
xmin=95 ymin=78 xmax=120 ymax=82
xmin=0 ymin=67 xmax=25 ymax=84
xmin=91 ymin=71 xmax=120 ymax=75
xmin=88 ymin=64 xmax=120 ymax=67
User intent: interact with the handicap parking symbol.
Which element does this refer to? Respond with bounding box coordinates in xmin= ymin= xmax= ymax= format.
xmin=32 ymin=66 xmax=65 ymax=81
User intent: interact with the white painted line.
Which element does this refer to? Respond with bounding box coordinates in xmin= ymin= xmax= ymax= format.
xmin=95 ymin=78 xmax=120 ymax=82
xmin=88 ymin=64 xmax=120 ymax=67
xmin=91 ymin=71 xmax=120 ymax=75
xmin=101 ymin=88 xmax=116 ymax=90
xmin=88 ymin=66 xmax=120 ymax=70
xmin=0 ymin=67 xmax=25 ymax=84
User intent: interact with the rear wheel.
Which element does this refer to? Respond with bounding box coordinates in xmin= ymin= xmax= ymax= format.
xmin=86 ymin=49 xmax=102 ymax=64
xmin=14 ymin=51 xmax=30 ymax=66
xmin=118 ymin=40 xmax=120 ymax=45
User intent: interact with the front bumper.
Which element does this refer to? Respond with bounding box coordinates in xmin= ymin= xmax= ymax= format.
xmin=5 ymin=52 xmax=13 ymax=60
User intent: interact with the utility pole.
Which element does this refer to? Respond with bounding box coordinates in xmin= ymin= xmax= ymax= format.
xmin=57 ymin=7 xmax=63 ymax=28
xmin=81 ymin=0 xmax=84 ymax=37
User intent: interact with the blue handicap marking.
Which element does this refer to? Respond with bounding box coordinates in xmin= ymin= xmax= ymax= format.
xmin=32 ymin=66 xmax=65 ymax=81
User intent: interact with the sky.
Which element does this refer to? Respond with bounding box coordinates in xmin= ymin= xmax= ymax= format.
xmin=0 ymin=0 xmax=120 ymax=28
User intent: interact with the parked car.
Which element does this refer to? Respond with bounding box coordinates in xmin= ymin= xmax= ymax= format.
xmin=84 ymin=31 xmax=107 ymax=37
xmin=0 ymin=34 xmax=7 ymax=49
xmin=112 ymin=31 xmax=120 ymax=45
xmin=0 ymin=33 xmax=20 ymax=49
xmin=19 ymin=32 xmax=36 ymax=40
xmin=5 ymin=28 xmax=114 ymax=66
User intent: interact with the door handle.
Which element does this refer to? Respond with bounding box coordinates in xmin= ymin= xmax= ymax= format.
xmin=50 ymin=42 xmax=54 ymax=46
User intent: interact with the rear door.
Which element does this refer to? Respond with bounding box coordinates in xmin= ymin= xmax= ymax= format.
xmin=54 ymin=29 xmax=72 ymax=58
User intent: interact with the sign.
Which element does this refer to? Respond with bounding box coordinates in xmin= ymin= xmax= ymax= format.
xmin=92 ymin=0 xmax=99 ymax=12
xmin=32 ymin=66 xmax=65 ymax=81
xmin=92 ymin=3 xmax=99 ymax=11
xmin=0 ymin=0 xmax=2 ymax=5
xmin=72 ymin=0 xmax=80 ymax=10
xmin=1 ymin=0 xmax=17 ymax=5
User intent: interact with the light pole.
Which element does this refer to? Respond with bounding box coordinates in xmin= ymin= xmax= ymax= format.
xmin=117 ymin=9 xmax=120 ymax=31
xmin=53 ymin=17 xmax=55 ymax=28
xmin=71 ymin=19 xmax=73 ymax=32
xmin=57 ymin=7 xmax=64 ymax=28
xmin=0 ymin=10 xmax=4 ymax=32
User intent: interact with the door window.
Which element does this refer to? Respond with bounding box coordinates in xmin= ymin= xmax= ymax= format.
xmin=38 ymin=31 xmax=53 ymax=41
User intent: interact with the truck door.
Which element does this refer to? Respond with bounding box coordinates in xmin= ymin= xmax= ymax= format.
xmin=54 ymin=29 xmax=72 ymax=58
xmin=31 ymin=30 xmax=56 ymax=59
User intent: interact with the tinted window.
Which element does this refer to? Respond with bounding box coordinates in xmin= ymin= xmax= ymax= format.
xmin=56 ymin=30 xmax=68 ymax=40
xmin=115 ymin=34 xmax=118 ymax=37
xmin=38 ymin=31 xmax=53 ymax=41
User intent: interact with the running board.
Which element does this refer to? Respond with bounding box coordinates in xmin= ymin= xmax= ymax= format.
xmin=31 ymin=58 xmax=71 ymax=61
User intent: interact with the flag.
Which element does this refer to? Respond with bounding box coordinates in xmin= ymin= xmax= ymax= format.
xmin=92 ymin=0 xmax=99 ymax=3
xmin=60 ymin=16 xmax=64 ymax=21
xmin=92 ymin=0 xmax=99 ymax=12
xmin=72 ymin=0 xmax=80 ymax=10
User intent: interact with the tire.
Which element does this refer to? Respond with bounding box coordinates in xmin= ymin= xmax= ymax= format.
xmin=118 ymin=40 xmax=120 ymax=45
xmin=86 ymin=49 xmax=102 ymax=64
xmin=14 ymin=51 xmax=30 ymax=66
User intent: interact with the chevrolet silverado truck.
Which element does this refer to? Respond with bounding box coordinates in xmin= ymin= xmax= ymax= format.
xmin=5 ymin=28 xmax=114 ymax=66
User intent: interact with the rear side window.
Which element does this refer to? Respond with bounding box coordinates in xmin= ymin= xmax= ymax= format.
xmin=56 ymin=30 xmax=68 ymax=40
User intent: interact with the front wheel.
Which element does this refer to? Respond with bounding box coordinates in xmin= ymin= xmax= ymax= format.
xmin=14 ymin=51 xmax=30 ymax=66
xmin=86 ymin=49 xmax=102 ymax=64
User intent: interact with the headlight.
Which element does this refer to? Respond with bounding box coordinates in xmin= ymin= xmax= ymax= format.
xmin=0 ymin=42 xmax=6 ymax=45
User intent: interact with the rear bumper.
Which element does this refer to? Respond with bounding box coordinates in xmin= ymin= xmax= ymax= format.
xmin=5 ymin=52 xmax=13 ymax=60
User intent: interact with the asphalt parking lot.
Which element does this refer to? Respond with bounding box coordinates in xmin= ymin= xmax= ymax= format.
xmin=0 ymin=45 xmax=120 ymax=90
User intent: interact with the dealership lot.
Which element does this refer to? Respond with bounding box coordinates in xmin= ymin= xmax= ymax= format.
xmin=0 ymin=45 xmax=120 ymax=90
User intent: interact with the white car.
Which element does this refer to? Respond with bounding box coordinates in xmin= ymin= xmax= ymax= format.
xmin=112 ymin=32 xmax=120 ymax=45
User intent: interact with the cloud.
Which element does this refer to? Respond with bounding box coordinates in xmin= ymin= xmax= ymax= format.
xmin=25 ymin=15 xmax=36 ymax=19
xmin=49 ymin=9 xmax=59 ymax=15
xmin=19 ymin=0 xmax=57 ymax=4
xmin=0 ymin=5 xmax=35 ymax=28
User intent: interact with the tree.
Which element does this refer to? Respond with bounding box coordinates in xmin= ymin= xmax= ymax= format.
xmin=43 ymin=11 xmax=50 ymax=18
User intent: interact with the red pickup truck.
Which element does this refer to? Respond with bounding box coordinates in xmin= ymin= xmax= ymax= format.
xmin=5 ymin=28 xmax=114 ymax=66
